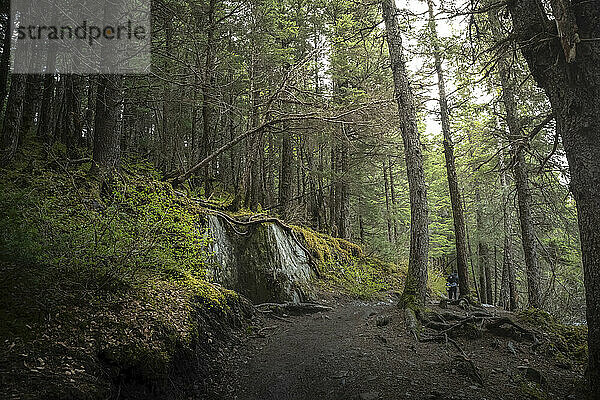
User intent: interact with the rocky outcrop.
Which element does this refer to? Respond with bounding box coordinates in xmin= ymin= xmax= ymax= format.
xmin=206 ymin=215 xmax=315 ymax=303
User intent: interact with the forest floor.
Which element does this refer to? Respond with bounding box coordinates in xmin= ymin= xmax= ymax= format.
xmin=214 ymin=292 xmax=586 ymax=400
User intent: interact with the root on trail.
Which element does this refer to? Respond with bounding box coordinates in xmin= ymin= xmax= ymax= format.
xmin=419 ymin=311 xmax=533 ymax=342
xmin=254 ymin=302 xmax=333 ymax=314
xmin=404 ymin=307 xmax=421 ymax=341
xmin=402 ymin=299 xmax=538 ymax=387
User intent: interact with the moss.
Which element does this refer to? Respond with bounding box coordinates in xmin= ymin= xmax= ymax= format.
xmin=230 ymin=208 xmax=258 ymax=219
xmin=518 ymin=308 xmax=588 ymax=366
xmin=292 ymin=225 xmax=335 ymax=267
xmin=177 ymin=272 xmax=233 ymax=311
xmin=0 ymin=147 xmax=249 ymax=398
xmin=398 ymin=293 xmax=418 ymax=309
xmin=288 ymin=226 xmax=405 ymax=299
xmin=518 ymin=380 xmax=551 ymax=400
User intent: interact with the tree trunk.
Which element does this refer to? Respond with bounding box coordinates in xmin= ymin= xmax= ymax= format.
xmin=464 ymin=195 xmax=481 ymax=302
xmin=494 ymin=245 xmax=498 ymax=306
xmin=20 ymin=75 xmax=43 ymax=139
xmin=1 ymin=74 xmax=26 ymax=165
xmin=498 ymin=136 xmax=518 ymax=311
xmin=382 ymin=0 xmax=430 ymax=306
xmin=329 ymin=144 xmax=339 ymax=236
xmin=388 ymin=156 xmax=399 ymax=242
xmin=250 ymin=130 xmax=264 ymax=210
xmin=476 ymin=188 xmax=488 ymax=304
xmin=506 ymin=0 xmax=600 ymax=394
xmin=485 ymin=245 xmax=493 ymax=303
xmin=201 ymin=0 xmax=217 ymax=197
xmin=338 ymin=134 xmax=350 ymax=239
xmin=427 ymin=0 xmax=471 ymax=299
xmin=62 ymin=74 xmax=84 ymax=155
xmin=84 ymin=76 xmax=97 ymax=149
xmin=280 ymin=124 xmax=294 ymax=219
xmin=383 ymin=159 xmax=393 ymax=243
xmin=489 ymin=8 xmax=542 ymax=309
xmin=90 ymin=75 xmax=123 ymax=175
xmin=37 ymin=40 xmax=58 ymax=144
xmin=0 ymin=6 xmax=11 ymax=109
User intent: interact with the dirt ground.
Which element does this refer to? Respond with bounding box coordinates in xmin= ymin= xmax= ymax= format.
xmin=214 ymin=293 xmax=586 ymax=400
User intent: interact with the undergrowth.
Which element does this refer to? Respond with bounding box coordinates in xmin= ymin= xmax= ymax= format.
xmin=293 ymin=225 xmax=406 ymax=299
xmin=0 ymin=143 xmax=217 ymax=291
xmin=0 ymin=143 xmax=244 ymax=399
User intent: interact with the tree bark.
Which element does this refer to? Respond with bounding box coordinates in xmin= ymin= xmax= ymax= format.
xmin=382 ymin=0 xmax=430 ymax=306
xmin=489 ymin=8 xmax=542 ymax=309
xmin=388 ymin=156 xmax=399 ymax=242
xmin=84 ymin=76 xmax=97 ymax=149
xmin=280 ymin=124 xmax=294 ymax=219
xmin=201 ymin=0 xmax=217 ymax=197
xmin=1 ymin=74 xmax=26 ymax=165
xmin=329 ymin=144 xmax=339 ymax=236
xmin=476 ymin=187 xmax=488 ymax=304
xmin=498 ymin=138 xmax=518 ymax=311
xmin=90 ymin=75 xmax=123 ymax=175
xmin=20 ymin=74 xmax=42 ymax=139
xmin=0 ymin=5 xmax=10 ymax=109
xmin=494 ymin=245 xmax=498 ymax=306
xmin=427 ymin=0 xmax=471 ymax=299
xmin=506 ymin=0 xmax=600 ymax=395
xmin=62 ymin=74 xmax=84 ymax=155
xmin=383 ymin=159 xmax=393 ymax=243
xmin=37 ymin=40 xmax=58 ymax=144
xmin=338 ymin=134 xmax=350 ymax=239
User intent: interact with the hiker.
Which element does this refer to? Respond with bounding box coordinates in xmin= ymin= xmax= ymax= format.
xmin=446 ymin=271 xmax=459 ymax=300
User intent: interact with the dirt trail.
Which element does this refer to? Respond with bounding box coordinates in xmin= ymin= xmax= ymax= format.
xmin=217 ymin=295 xmax=583 ymax=400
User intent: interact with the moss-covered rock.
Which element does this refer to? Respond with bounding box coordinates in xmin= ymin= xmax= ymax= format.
xmin=288 ymin=226 xmax=406 ymax=299
xmin=206 ymin=216 xmax=315 ymax=303
xmin=292 ymin=225 xmax=363 ymax=270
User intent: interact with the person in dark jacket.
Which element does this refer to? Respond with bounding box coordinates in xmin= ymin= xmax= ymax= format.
xmin=446 ymin=272 xmax=459 ymax=300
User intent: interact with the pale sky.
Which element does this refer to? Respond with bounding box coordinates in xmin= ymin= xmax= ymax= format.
xmin=401 ymin=0 xmax=457 ymax=138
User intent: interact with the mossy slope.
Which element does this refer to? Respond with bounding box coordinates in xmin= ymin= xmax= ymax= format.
xmin=293 ymin=225 xmax=406 ymax=299
xmin=0 ymin=145 xmax=251 ymax=399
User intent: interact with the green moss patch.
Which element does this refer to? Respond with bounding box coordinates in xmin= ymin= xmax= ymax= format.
xmin=518 ymin=308 xmax=587 ymax=369
xmin=0 ymin=146 xmax=249 ymax=399
xmin=291 ymin=226 xmax=405 ymax=299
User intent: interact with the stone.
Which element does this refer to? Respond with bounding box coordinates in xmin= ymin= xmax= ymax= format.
xmin=358 ymin=392 xmax=380 ymax=400
xmin=206 ymin=215 xmax=315 ymax=303
xmin=376 ymin=315 xmax=391 ymax=327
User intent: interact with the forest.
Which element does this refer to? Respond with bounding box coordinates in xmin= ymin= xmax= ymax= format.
xmin=0 ymin=0 xmax=598 ymax=399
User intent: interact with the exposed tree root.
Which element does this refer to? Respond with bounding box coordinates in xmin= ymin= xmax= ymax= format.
xmin=407 ymin=298 xmax=535 ymax=343
xmin=254 ymin=302 xmax=333 ymax=314
xmin=455 ymin=354 xmax=485 ymax=386
xmin=404 ymin=307 xmax=421 ymax=341
xmin=207 ymin=210 xmax=319 ymax=275
xmin=402 ymin=300 xmax=539 ymax=387
xmin=409 ymin=310 xmax=486 ymax=386
xmin=485 ymin=317 xmax=535 ymax=340
xmin=255 ymin=309 xmax=293 ymax=323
